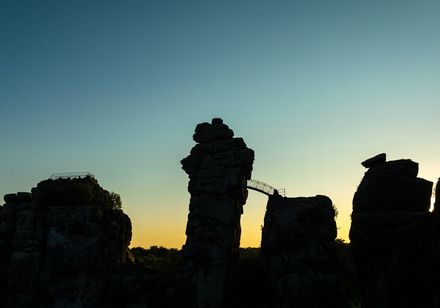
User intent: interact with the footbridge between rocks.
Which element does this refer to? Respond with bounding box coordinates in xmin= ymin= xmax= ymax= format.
xmin=247 ymin=179 xmax=285 ymax=197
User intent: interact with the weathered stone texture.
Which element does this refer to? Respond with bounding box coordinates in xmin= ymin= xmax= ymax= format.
xmin=261 ymin=194 xmax=343 ymax=308
xmin=180 ymin=118 xmax=254 ymax=308
xmin=350 ymin=154 xmax=440 ymax=308
xmin=0 ymin=177 xmax=154 ymax=308
xmin=353 ymin=156 xmax=432 ymax=213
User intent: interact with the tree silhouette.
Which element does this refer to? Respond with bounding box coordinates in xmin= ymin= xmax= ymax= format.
xmin=109 ymin=191 xmax=122 ymax=210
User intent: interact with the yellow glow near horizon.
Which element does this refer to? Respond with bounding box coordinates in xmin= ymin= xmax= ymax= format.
xmin=2 ymin=0 xmax=440 ymax=253
xmin=128 ymin=190 xmax=354 ymax=249
xmin=127 ymin=158 xmax=439 ymax=249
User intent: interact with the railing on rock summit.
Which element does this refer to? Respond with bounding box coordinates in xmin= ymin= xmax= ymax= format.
xmin=247 ymin=179 xmax=285 ymax=196
xmin=49 ymin=171 xmax=95 ymax=180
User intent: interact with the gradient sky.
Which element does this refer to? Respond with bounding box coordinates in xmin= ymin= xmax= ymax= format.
xmin=1 ymin=0 xmax=440 ymax=248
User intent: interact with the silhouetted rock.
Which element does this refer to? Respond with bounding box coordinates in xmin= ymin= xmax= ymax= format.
xmin=361 ymin=153 xmax=386 ymax=168
xmin=350 ymin=154 xmax=438 ymax=307
xmin=353 ymin=157 xmax=431 ymax=213
xmin=192 ymin=119 xmax=234 ymax=143
xmin=434 ymin=178 xmax=440 ymax=213
xmin=32 ymin=176 xmax=119 ymax=208
xmin=261 ymin=194 xmax=343 ymax=308
xmin=180 ymin=118 xmax=254 ymax=308
xmin=3 ymin=194 xmax=17 ymax=204
xmin=0 ymin=177 xmax=156 ymax=308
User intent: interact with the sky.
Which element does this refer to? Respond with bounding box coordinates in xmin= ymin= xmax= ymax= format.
xmin=1 ymin=0 xmax=440 ymax=248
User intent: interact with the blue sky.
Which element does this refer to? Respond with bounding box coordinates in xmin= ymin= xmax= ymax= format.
xmin=1 ymin=0 xmax=440 ymax=247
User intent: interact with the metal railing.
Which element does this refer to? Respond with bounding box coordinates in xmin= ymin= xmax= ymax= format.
xmin=49 ymin=171 xmax=95 ymax=180
xmin=247 ymin=179 xmax=285 ymax=196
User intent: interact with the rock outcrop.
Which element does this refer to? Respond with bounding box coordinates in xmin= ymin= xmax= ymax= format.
xmin=180 ymin=118 xmax=254 ymax=308
xmin=350 ymin=154 xmax=439 ymax=307
xmin=261 ymin=193 xmax=343 ymax=308
xmin=0 ymin=176 xmax=153 ymax=308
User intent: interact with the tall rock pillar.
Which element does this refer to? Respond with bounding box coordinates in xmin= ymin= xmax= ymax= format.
xmin=180 ymin=118 xmax=254 ymax=308
xmin=349 ymin=153 xmax=435 ymax=307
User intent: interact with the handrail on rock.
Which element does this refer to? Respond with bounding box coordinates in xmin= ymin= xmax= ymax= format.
xmin=49 ymin=171 xmax=95 ymax=180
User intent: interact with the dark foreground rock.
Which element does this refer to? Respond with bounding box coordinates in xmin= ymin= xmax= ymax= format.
xmin=350 ymin=154 xmax=440 ymax=308
xmin=261 ymin=194 xmax=343 ymax=308
xmin=0 ymin=177 xmax=157 ymax=308
xmin=179 ymin=118 xmax=254 ymax=308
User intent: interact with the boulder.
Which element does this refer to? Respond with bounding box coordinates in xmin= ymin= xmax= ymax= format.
xmin=353 ymin=172 xmax=432 ymax=212
xmin=16 ymin=192 xmax=32 ymax=203
xmin=361 ymin=153 xmax=386 ymax=168
xmin=3 ymin=193 xmax=17 ymax=204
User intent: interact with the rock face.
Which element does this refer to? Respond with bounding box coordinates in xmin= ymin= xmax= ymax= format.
xmin=0 ymin=176 xmax=149 ymax=308
xmin=261 ymin=194 xmax=343 ymax=308
xmin=350 ymin=154 xmax=439 ymax=307
xmin=180 ymin=118 xmax=254 ymax=308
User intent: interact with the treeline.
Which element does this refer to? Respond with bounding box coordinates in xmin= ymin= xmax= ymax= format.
xmin=130 ymin=246 xmax=182 ymax=273
xmin=130 ymin=241 xmax=360 ymax=307
xmin=33 ymin=176 xmax=122 ymax=209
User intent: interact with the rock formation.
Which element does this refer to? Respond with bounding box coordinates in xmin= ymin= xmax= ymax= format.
xmin=0 ymin=176 xmax=154 ymax=308
xmin=180 ymin=118 xmax=254 ymax=308
xmin=261 ymin=193 xmax=343 ymax=308
xmin=350 ymin=153 xmax=439 ymax=307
